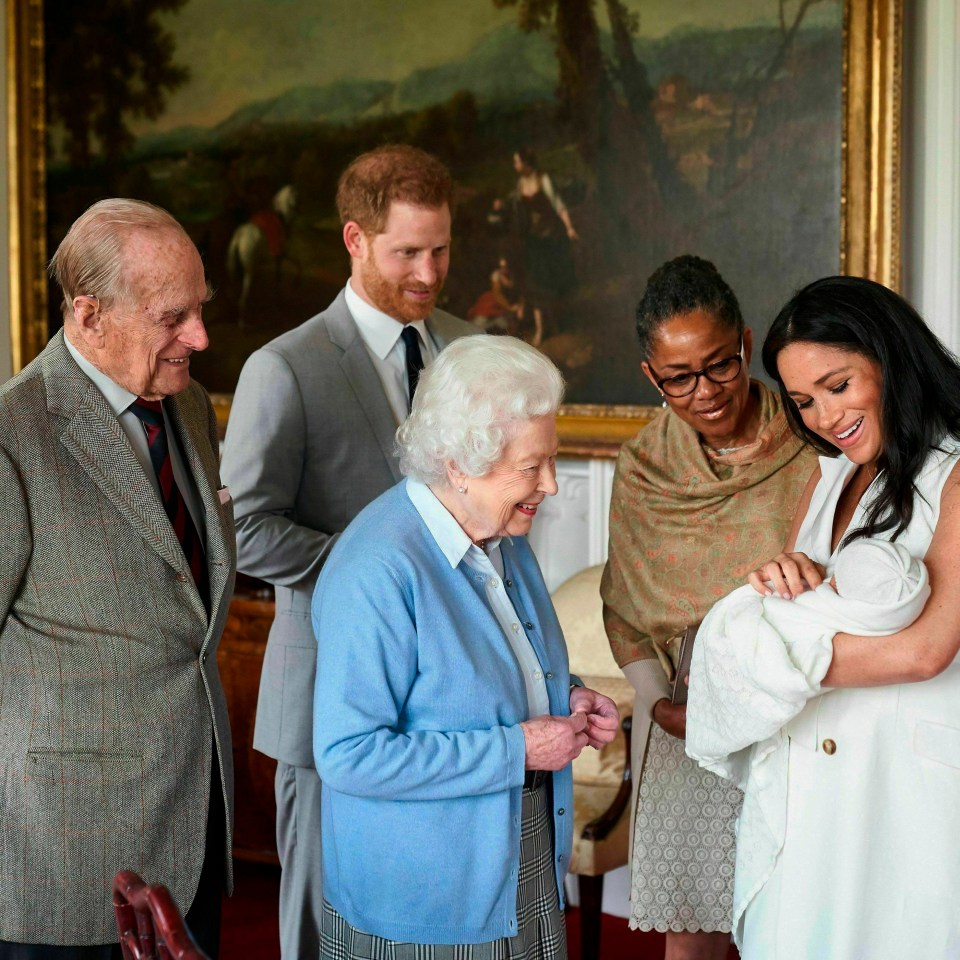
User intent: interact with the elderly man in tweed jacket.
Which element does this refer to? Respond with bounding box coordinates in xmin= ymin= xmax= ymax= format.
xmin=0 ymin=199 xmax=236 ymax=959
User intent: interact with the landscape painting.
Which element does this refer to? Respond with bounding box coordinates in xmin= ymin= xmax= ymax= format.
xmin=40 ymin=0 xmax=846 ymax=407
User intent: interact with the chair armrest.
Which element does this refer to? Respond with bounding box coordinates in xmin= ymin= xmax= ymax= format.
xmin=582 ymin=715 xmax=632 ymax=842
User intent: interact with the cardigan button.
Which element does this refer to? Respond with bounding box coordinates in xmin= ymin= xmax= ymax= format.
xmin=175 ymin=573 xmax=188 ymax=583
xmin=545 ymin=672 xmax=554 ymax=680
xmin=524 ymin=621 xmax=534 ymax=630
xmin=505 ymin=579 xmax=513 ymax=587
xmin=822 ymin=739 xmax=837 ymax=755
xmin=558 ymin=808 xmax=565 ymax=816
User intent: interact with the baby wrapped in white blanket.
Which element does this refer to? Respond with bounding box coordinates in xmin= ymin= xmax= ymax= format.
xmin=684 ymin=538 xmax=929 ymax=928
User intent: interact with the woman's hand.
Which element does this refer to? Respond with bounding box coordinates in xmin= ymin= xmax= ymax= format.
xmin=747 ymin=551 xmax=826 ymax=599
xmin=569 ymin=686 xmax=620 ymax=749
xmin=521 ymin=713 xmax=590 ymax=770
xmin=652 ymin=698 xmax=686 ymax=739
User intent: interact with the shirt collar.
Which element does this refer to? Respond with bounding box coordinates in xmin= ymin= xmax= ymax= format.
xmin=405 ymin=478 xmax=504 ymax=569
xmin=63 ymin=332 xmax=138 ymax=417
xmin=345 ymin=280 xmax=430 ymax=360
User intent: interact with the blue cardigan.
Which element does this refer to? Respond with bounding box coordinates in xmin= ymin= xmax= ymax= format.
xmin=312 ymin=480 xmax=574 ymax=944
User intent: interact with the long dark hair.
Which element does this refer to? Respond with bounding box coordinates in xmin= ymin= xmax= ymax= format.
xmin=763 ymin=275 xmax=960 ymax=544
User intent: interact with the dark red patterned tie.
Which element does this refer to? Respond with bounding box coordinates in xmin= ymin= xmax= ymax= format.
xmin=129 ymin=398 xmax=209 ymax=609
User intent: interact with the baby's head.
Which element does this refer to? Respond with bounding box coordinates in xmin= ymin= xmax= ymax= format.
xmin=833 ymin=539 xmax=923 ymax=604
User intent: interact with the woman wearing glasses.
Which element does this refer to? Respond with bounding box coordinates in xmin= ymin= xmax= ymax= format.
xmin=601 ymin=256 xmax=817 ymax=959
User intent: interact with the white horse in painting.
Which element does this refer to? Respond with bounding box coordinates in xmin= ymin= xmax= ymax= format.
xmin=227 ymin=184 xmax=298 ymax=327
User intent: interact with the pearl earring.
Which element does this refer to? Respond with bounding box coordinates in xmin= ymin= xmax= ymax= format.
xmin=457 ymin=485 xmax=467 ymax=494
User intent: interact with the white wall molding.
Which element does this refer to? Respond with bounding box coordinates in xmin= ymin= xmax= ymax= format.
xmin=528 ymin=458 xmax=617 ymax=592
xmin=905 ymin=0 xmax=960 ymax=351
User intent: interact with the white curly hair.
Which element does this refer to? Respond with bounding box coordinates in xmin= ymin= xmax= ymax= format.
xmin=396 ymin=336 xmax=564 ymax=485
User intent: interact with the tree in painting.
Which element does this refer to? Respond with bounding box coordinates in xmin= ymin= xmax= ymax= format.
xmin=44 ymin=0 xmax=190 ymax=168
xmin=480 ymin=0 xmax=839 ymax=400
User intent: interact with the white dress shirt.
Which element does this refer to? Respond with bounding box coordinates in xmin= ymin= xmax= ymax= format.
xmin=344 ymin=280 xmax=438 ymax=425
xmin=406 ymin=478 xmax=551 ymax=719
xmin=64 ymin=333 xmax=206 ymax=542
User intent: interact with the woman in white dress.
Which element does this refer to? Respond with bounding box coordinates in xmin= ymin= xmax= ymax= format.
xmin=737 ymin=275 xmax=960 ymax=958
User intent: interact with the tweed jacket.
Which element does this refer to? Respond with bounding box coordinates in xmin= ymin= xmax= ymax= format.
xmin=0 ymin=332 xmax=236 ymax=945
xmin=220 ymin=290 xmax=478 ymax=767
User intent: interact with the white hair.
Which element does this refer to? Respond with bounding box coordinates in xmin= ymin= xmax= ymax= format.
xmin=48 ymin=198 xmax=189 ymax=320
xmin=397 ymin=336 xmax=564 ymax=484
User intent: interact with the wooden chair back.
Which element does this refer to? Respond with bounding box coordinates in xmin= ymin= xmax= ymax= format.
xmin=113 ymin=870 xmax=210 ymax=960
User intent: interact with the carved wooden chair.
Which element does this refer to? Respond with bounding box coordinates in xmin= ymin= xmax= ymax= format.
xmin=552 ymin=565 xmax=635 ymax=960
xmin=113 ymin=870 xmax=210 ymax=960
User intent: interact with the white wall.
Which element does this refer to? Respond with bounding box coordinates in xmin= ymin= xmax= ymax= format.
xmin=903 ymin=0 xmax=960 ymax=351
xmin=527 ymin=458 xmax=617 ymax=592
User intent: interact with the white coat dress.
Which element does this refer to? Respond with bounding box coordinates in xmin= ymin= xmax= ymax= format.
xmin=740 ymin=441 xmax=960 ymax=958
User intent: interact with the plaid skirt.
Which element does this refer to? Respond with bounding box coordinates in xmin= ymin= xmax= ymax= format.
xmin=319 ymin=782 xmax=567 ymax=960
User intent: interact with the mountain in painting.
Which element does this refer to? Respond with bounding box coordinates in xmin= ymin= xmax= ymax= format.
xmin=133 ymin=20 xmax=832 ymax=156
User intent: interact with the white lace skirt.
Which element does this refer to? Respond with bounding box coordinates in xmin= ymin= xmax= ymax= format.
xmin=629 ymin=724 xmax=742 ymax=933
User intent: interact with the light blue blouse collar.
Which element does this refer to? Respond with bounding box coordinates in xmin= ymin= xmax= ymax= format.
xmin=405 ymin=478 xmax=506 ymax=569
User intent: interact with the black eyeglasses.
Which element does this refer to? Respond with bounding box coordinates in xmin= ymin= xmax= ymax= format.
xmin=649 ymin=342 xmax=744 ymax=398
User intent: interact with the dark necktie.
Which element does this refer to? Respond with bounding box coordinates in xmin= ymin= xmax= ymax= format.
xmin=400 ymin=325 xmax=425 ymax=409
xmin=129 ymin=398 xmax=209 ymax=608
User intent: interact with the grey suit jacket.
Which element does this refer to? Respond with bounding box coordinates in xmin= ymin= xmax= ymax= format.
xmin=0 ymin=332 xmax=236 ymax=945
xmin=220 ymin=290 xmax=479 ymax=766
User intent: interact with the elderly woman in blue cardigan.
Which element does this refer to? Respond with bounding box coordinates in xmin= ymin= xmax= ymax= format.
xmin=312 ymin=335 xmax=619 ymax=959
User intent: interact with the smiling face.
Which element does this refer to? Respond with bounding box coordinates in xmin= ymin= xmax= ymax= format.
xmin=346 ymin=201 xmax=451 ymax=323
xmin=79 ymin=228 xmax=210 ymax=400
xmin=451 ymin=416 xmax=559 ymax=543
xmin=776 ymin=341 xmax=885 ymax=465
xmin=642 ymin=308 xmax=755 ymax=449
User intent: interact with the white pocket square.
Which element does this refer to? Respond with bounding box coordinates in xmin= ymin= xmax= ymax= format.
xmin=217 ymin=486 xmax=231 ymax=505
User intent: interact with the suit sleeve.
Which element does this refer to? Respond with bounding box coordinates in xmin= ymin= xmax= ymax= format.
xmin=312 ymin=557 xmax=527 ymax=801
xmin=220 ymin=348 xmax=337 ymax=588
xmin=0 ymin=443 xmax=31 ymax=626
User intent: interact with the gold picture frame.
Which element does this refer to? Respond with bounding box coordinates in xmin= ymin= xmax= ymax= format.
xmin=7 ymin=0 xmax=901 ymax=457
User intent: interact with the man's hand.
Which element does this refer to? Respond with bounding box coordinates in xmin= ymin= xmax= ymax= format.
xmin=521 ymin=713 xmax=590 ymax=770
xmin=569 ymin=686 xmax=620 ymax=749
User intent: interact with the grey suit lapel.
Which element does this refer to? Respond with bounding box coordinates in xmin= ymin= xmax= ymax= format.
xmin=165 ymin=392 xmax=233 ymax=631
xmin=326 ymin=294 xmax=403 ymax=483
xmin=46 ymin=348 xmax=191 ymax=580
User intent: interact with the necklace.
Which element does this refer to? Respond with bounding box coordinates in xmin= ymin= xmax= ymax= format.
xmin=712 ymin=443 xmax=750 ymax=456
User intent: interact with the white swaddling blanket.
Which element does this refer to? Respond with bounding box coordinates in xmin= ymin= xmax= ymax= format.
xmin=684 ymin=538 xmax=929 ymax=932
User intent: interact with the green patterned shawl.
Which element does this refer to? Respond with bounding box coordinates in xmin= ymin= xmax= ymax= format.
xmin=601 ymin=381 xmax=819 ymax=677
